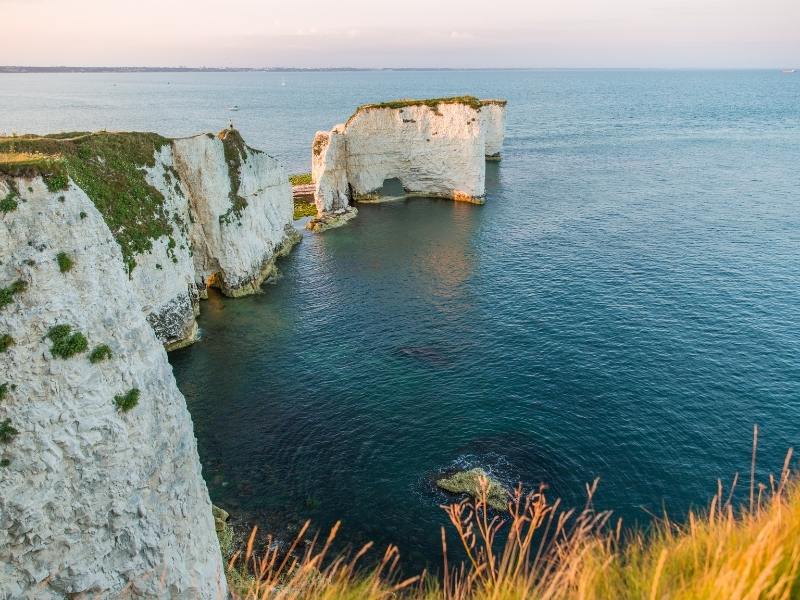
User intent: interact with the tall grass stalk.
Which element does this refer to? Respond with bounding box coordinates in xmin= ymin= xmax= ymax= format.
xmin=228 ymin=429 xmax=799 ymax=599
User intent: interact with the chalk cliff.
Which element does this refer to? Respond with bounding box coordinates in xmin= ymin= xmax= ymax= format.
xmin=0 ymin=128 xmax=300 ymax=598
xmin=0 ymin=176 xmax=226 ymax=598
xmin=0 ymin=130 xmax=297 ymax=350
xmin=310 ymin=97 xmax=506 ymax=231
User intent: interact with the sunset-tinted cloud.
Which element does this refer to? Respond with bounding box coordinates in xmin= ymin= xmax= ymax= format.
xmin=2 ymin=0 xmax=798 ymax=67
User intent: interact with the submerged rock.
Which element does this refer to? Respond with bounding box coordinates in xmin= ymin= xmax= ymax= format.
xmin=398 ymin=346 xmax=451 ymax=366
xmin=437 ymin=468 xmax=510 ymax=511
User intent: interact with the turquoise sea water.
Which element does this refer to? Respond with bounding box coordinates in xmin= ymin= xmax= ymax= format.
xmin=3 ymin=70 xmax=799 ymax=568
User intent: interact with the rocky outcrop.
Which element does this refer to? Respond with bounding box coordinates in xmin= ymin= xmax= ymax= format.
xmin=437 ymin=468 xmax=510 ymax=512
xmin=173 ymin=130 xmax=299 ymax=301
xmin=309 ymin=97 xmax=506 ymax=230
xmin=480 ymin=100 xmax=507 ymax=160
xmin=0 ymin=129 xmax=298 ymax=351
xmin=0 ymin=177 xmax=227 ymax=598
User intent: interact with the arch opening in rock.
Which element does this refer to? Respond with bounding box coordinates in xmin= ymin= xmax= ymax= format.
xmin=374 ymin=177 xmax=406 ymax=199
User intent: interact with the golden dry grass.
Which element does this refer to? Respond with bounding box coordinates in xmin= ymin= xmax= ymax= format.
xmin=227 ymin=429 xmax=799 ymax=600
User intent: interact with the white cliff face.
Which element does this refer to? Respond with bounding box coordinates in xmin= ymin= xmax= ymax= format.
xmin=97 ymin=130 xmax=298 ymax=350
xmin=312 ymin=128 xmax=349 ymax=214
xmin=344 ymin=102 xmax=486 ymax=201
xmin=0 ymin=178 xmax=226 ymax=599
xmin=136 ymin=145 xmax=199 ymax=350
xmin=173 ymin=132 xmax=298 ymax=299
xmin=310 ymin=97 xmax=506 ymax=230
xmin=480 ymin=101 xmax=507 ymax=160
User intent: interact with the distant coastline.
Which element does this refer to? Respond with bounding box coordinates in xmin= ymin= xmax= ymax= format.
xmin=0 ymin=66 xmax=512 ymax=73
xmin=1 ymin=66 xmax=790 ymax=74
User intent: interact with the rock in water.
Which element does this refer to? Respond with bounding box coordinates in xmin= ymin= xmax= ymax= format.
xmin=309 ymin=96 xmax=507 ymax=231
xmin=437 ymin=468 xmax=510 ymax=511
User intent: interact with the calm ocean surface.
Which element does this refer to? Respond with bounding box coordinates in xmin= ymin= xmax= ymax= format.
xmin=3 ymin=70 xmax=799 ymax=568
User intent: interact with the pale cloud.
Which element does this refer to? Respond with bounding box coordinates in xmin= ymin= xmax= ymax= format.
xmin=1 ymin=0 xmax=798 ymax=67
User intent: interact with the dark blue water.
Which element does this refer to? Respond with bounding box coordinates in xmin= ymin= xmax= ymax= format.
xmin=5 ymin=70 xmax=799 ymax=568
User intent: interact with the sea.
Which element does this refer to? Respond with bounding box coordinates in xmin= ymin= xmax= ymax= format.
xmin=3 ymin=69 xmax=799 ymax=570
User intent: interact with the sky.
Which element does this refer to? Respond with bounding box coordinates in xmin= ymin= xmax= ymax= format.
xmin=2 ymin=0 xmax=798 ymax=68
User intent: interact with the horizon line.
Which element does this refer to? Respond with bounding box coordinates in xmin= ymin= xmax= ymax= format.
xmin=0 ymin=66 xmax=795 ymax=73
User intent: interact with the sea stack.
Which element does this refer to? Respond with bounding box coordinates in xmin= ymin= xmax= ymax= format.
xmin=309 ymin=96 xmax=506 ymax=232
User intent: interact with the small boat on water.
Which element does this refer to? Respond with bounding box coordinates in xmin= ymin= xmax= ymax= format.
xmin=781 ymin=69 xmax=796 ymax=74
xmin=229 ymin=105 xmax=240 ymax=111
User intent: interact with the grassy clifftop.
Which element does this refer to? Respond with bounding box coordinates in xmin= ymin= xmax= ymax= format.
xmin=346 ymin=96 xmax=507 ymax=125
xmin=0 ymin=129 xmax=260 ymax=272
xmin=0 ymin=132 xmax=172 ymax=273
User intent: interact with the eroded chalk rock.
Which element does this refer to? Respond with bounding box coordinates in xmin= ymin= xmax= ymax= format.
xmin=309 ymin=97 xmax=506 ymax=231
xmin=0 ymin=129 xmax=298 ymax=351
xmin=0 ymin=177 xmax=227 ymax=598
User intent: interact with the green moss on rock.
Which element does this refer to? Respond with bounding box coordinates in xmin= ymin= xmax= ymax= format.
xmin=47 ymin=324 xmax=88 ymax=359
xmin=89 ymin=344 xmax=113 ymax=363
xmin=0 ymin=334 xmax=13 ymax=352
xmin=114 ymin=388 xmax=139 ymax=412
xmin=0 ymin=187 xmax=18 ymax=213
xmin=56 ymin=251 xmax=74 ymax=273
xmin=436 ymin=468 xmax=510 ymax=511
xmin=0 ymin=280 xmax=27 ymax=311
xmin=0 ymin=419 xmax=18 ymax=443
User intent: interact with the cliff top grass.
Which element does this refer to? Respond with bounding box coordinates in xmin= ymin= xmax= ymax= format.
xmin=346 ymin=96 xmax=506 ymax=125
xmin=289 ymin=172 xmax=312 ymax=186
xmin=0 ymin=131 xmax=172 ymax=273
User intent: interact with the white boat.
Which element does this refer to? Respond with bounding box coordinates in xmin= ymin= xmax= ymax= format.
xmin=229 ymin=105 xmax=240 ymax=111
xmin=281 ymin=79 xmax=286 ymax=86
xmin=781 ymin=69 xmax=796 ymax=74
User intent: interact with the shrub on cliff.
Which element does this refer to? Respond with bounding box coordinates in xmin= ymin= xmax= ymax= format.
xmin=56 ymin=251 xmax=74 ymax=273
xmin=0 ymin=419 xmax=18 ymax=444
xmin=0 ymin=189 xmax=18 ymax=212
xmin=114 ymin=388 xmax=140 ymax=412
xmin=47 ymin=324 xmax=88 ymax=358
xmin=89 ymin=344 xmax=112 ymax=363
xmin=0 ymin=279 xmax=27 ymax=311
xmin=0 ymin=334 xmax=14 ymax=352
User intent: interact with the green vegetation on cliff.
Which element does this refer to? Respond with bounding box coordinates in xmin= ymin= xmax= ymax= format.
xmin=345 ymin=96 xmax=506 ymax=126
xmin=218 ymin=128 xmax=252 ymax=226
xmin=0 ymin=419 xmax=18 ymax=444
xmin=114 ymin=388 xmax=140 ymax=412
xmin=89 ymin=344 xmax=113 ymax=363
xmin=47 ymin=324 xmax=88 ymax=359
xmin=56 ymin=251 xmax=74 ymax=273
xmin=0 ymin=280 xmax=27 ymax=311
xmin=289 ymin=172 xmax=313 ymax=186
xmin=0 ymin=334 xmax=13 ymax=352
xmin=356 ymin=95 xmax=484 ymax=112
xmin=0 ymin=132 xmax=172 ymax=273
